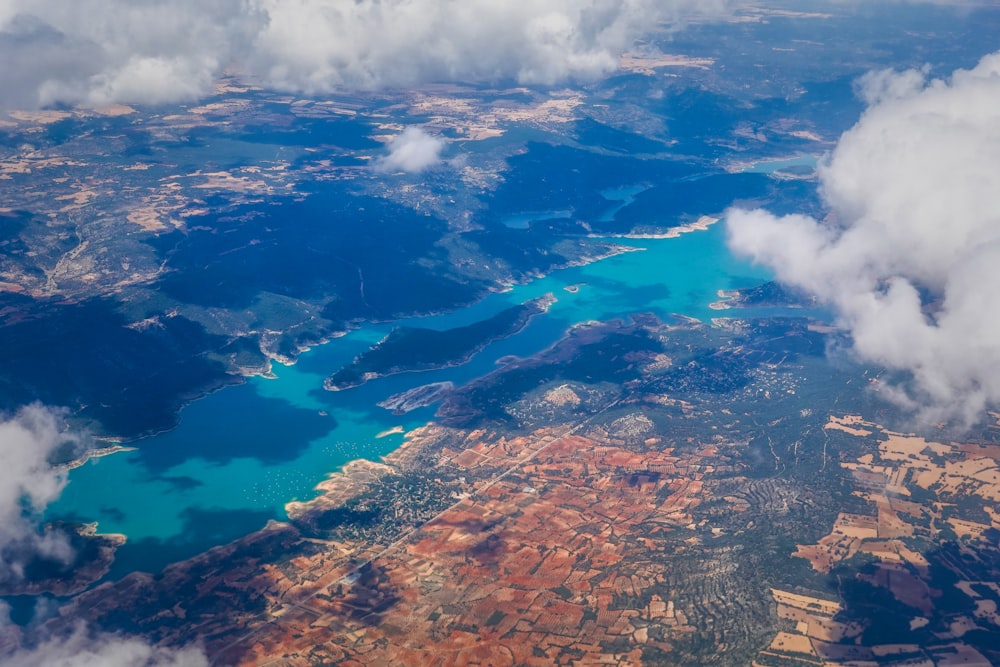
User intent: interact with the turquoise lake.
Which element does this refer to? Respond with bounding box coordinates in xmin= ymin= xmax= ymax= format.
xmin=49 ymin=219 xmax=774 ymax=578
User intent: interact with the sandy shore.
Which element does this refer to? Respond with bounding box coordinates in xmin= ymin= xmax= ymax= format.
xmin=62 ymin=444 xmax=138 ymax=471
xmin=587 ymin=215 xmax=720 ymax=240
xmin=709 ymin=288 xmax=738 ymax=311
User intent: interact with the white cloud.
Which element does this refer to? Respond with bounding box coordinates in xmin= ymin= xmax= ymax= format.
xmin=0 ymin=0 xmax=263 ymax=108
xmin=0 ymin=0 xmax=730 ymax=108
xmin=854 ymin=64 xmax=929 ymax=105
xmin=3 ymin=623 xmax=207 ymax=667
xmin=249 ymin=0 xmax=721 ymax=91
xmin=727 ymin=51 xmax=1000 ymax=427
xmin=377 ymin=127 xmax=445 ymax=174
xmin=0 ymin=404 xmax=84 ymax=583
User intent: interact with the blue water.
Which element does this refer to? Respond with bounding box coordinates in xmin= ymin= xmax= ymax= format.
xmin=48 ymin=220 xmax=773 ymax=577
xmin=501 ymin=209 xmax=574 ymax=229
xmin=739 ymin=154 xmax=821 ymax=174
xmin=597 ymin=185 xmax=649 ymax=222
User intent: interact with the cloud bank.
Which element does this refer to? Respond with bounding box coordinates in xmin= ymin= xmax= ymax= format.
xmin=727 ymin=51 xmax=1000 ymax=426
xmin=0 ymin=0 xmax=728 ymax=109
xmin=0 ymin=1 xmax=264 ymax=108
xmin=377 ymin=127 xmax=445 ymax=173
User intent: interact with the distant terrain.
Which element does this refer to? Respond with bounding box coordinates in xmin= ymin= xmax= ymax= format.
xmin=3 ymin=1 xmax=1000 ymax=665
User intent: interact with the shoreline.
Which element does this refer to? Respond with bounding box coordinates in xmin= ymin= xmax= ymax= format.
xmin=375 ymin=425 xmax=405 ymax=439
xmin=586 ymin=215 xmax=720 ymax=240
xmin=61 ymin=261 xmax=587 ymax=458
xmin=323 ymin=293 xmax=557 ymax=392
xmin=708 ymin=288 xmax=738 ymax=311
xmin=46 ymin=239 xmax=646 ymax=501
xmin=61 ymin=443 xmax=138 ymax=471
xmin=54 ymin=220 xmax=724 ymax=562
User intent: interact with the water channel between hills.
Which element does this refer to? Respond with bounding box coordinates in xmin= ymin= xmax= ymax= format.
xmin=49 ymin=217 xmax=782 ymax=579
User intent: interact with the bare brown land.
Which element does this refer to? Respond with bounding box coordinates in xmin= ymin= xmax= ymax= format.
xmin=39 ymin=318 xmax=1000 ymax=666
xmin=236 ymin=431 xmax=724 ymax=666
xmin=51 ymin=412 xmax=736 ymax=666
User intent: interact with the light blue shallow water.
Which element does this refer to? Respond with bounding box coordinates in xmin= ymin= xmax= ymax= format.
xmin=48 ymin=218 xmax=774 ymax=576
xmin=739 ymin=154 xmax=821 ymax=174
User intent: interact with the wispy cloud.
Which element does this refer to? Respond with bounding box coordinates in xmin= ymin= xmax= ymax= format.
xmin=727 ymin=51 xmax=1000 ymax=427
xmin=1 ymin=617 xmax=208 ymax=667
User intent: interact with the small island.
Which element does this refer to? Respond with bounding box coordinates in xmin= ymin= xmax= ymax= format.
xmin=710 ymin=280 xmax=818 ymax=310
xmin=324 ymin=295 xmax=556 ymax=391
